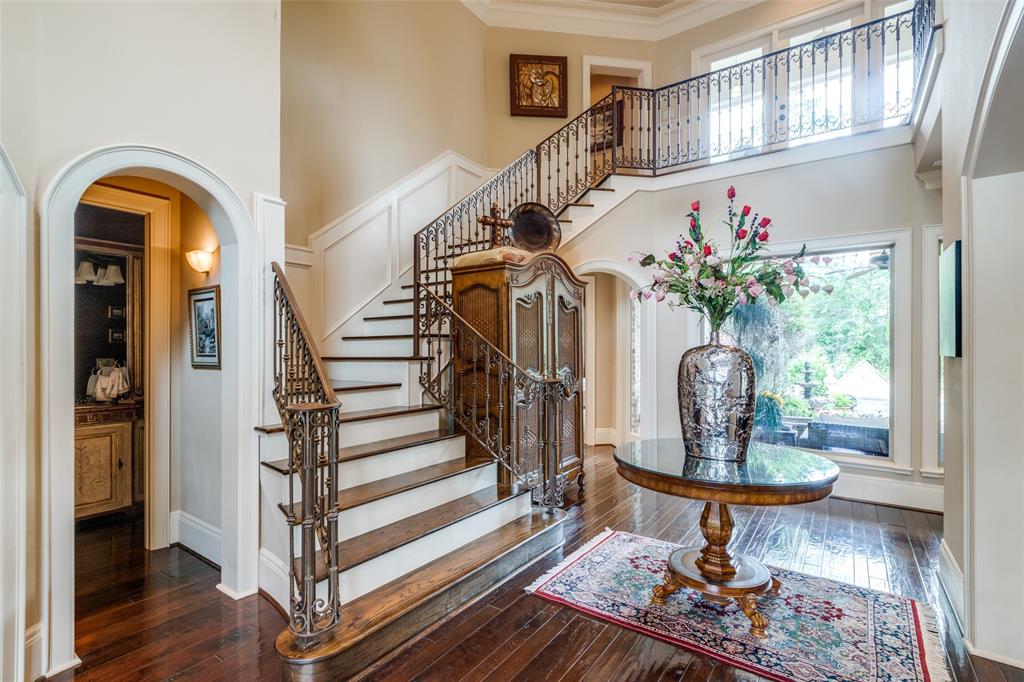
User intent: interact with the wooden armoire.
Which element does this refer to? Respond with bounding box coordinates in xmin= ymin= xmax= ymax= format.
xmin=450 ymin=253 xmax=585 ymax=493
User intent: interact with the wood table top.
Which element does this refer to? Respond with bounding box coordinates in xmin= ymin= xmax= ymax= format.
xmin=614 ymin=439 xmax=839 ymax=506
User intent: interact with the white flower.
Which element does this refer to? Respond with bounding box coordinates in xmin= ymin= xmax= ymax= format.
xmin=706 ymin=255 xmax=721 ymax=267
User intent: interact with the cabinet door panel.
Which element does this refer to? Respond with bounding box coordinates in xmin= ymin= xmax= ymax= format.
xmin=75 ymin=422 xmax=132 ymax=518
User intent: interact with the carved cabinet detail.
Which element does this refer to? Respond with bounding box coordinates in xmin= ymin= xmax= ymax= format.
xmin=451 ymin=253 xmax=585 ymax=491
xmin=74 ymin=421 xmax=133 ymax=518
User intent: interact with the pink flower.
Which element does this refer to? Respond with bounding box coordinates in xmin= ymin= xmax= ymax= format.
xmin=655 ymin=291 xmax=666 ymax=302
xmin=727 ymin=186 xmax=736 ymax=200
xmin=782 ymin=285 xmax=795 ymax=298
xmin=759 ymin=217 xmax=771 ymax=228
xmin=748 ymin=283 xmax=764 ymax=298
xmin=757 ymin=231 xmax=770 ymax=242
xmin=823 ymin=284 xmax=835 ymax=294
xmin=691 ymin=200 xmax=701 ymax=212
xmin=627 ymin=255 xmax=634 ymax=263
xmin=823 ymin=256 xmax=833 ymax=265
xmin=810 ymin=255 xmax=821 ymax=264
xmin=742 ymin=205 xmax=751 ymax=216
xmin=737 ymin=291 xmax=748 ymax=305
xmin=737 ymin=228 xmax=748 ymax=240
xmin=690 ymin=217 xmax=696 ymax=229
xmin=642 ymin=290 xmax=653 ymax=300
xmin=703 ymin=244 xmax=713 ymax=257
xmin=810 ymin=283 xmax=821 ymax=294
xmin=786 ymin=274 xmax=797 ymax=285
xmin=801 ymin=277 xmax=810 ymax=286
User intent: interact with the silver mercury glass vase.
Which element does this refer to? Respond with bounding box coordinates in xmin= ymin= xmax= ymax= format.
xmin=678 ymin=331 xmax=756 ymax=462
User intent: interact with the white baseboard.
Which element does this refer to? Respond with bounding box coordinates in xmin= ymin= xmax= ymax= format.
xmin=938 ymin=538 xmax=965 ymax=631
xmin=594 ymin=428 xmax=619 ymax=446
xmin=965 ymin=641 xmax=1024 ymax=671
xmin=169 ymin=510 xmax=222 ymax=566
xmin=215 ymin=583 xmax=258 ymax=601
xmin=25 ymin=622 xmax=46 ymax=681
xmin=831 ymin=471 xmax=943 ymax=512
xmin=259 ymin=547 xmax=290 ymax=614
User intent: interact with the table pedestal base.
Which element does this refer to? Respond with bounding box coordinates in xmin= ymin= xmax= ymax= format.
xmin=652 ymin=501 xmax=782 ymax=638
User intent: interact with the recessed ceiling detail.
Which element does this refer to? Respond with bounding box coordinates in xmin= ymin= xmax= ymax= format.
xmin=462 ymin=0 xmax=766 ymax=41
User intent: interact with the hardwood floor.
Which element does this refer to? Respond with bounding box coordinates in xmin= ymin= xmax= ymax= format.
xmin=55 ymin=448 xmax=1022 ymax=681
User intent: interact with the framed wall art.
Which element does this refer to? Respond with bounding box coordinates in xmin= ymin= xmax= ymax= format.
xmin=509 ymin=54 xmax=568 ymax=118
xmin=188 ymin=285 xmax=221 ymax=369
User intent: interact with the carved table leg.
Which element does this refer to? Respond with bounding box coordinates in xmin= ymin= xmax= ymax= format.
xmin=770 ymin=575 xmax=782 ymax=594
xmin=651 ymin=570 xmax=684 ymax=605
xmin=736 ymin=593 xmax=769 ymax=638
xmin=694 ymin=502 xmax=738 ymax=580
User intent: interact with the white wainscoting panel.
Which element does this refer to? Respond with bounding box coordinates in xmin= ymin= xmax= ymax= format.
xmin=304 ymin=151 xmax=495 ymax=348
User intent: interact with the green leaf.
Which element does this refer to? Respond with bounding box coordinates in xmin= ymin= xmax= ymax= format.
xmin=640 ymin=254 xmax=656 ymax=267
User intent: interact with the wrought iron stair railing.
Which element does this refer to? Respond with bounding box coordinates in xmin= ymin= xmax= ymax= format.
xmin=271 ymin=262 xmax=343 ymax=649
xmin=412 ymin=0 xmax=934 ymax=513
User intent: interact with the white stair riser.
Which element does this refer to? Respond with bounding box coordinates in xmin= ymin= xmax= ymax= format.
xmin=310 ymin=492 xmax=532 ymax=604
xmin=328 ymin=359 xmax=416 ymax=384
xmin=336 ymin=462 xmax=496 ymax=540
xmin=336 ymin=338 xmax=414 ymax=357
xmin=340 ymin=410 xmax=441 ymax=447
xmin=269 ymin=436 xmax=467 ymax=500
xmin=334 ymin=385 xmax=407 ymax=412
xmin=345 ymin=316 xmax=413 ymax=336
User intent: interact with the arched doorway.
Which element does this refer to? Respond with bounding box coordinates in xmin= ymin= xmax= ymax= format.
xmin=575 ymin=259 xmax=658 ymax=444
xmin=39 ymin=145 xmax=263 ymax=675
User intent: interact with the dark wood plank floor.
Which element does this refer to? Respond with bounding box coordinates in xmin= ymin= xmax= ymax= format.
xmin=55 ymin=447 xmax=1021 ymax=681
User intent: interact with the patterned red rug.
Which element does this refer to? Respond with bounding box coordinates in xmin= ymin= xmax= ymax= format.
xmin=527 ymin=529 xmax=949 ymax=682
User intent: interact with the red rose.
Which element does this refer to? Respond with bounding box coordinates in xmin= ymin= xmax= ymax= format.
xmin=727 ymin=186 xmax=736 ymax=199
xmin=757 ymin=231 xmax=770 ymax=242
xmin=703 ymin=244 xmax=713 ymax=256
xmin=737 ymin=228 xmax=748 ymax=239
xmin=689 ymin=217 xmax=696 ymax=229
xmin=691 ymin=200 xmax=700 ymax=212
xmin=759 ymin=216 xmax=771 ymax=228
xmin=742 ymin=205 xmax=751 ymax=216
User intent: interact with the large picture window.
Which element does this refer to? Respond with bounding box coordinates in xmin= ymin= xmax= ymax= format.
xmin=721 ymin=245 xmax=894 ymax=458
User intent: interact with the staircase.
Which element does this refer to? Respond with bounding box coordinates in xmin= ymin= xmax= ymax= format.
xmin=264 ymin=4 xmax=936 ymax=677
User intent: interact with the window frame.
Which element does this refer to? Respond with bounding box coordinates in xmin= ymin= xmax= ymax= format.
xmin=709 ymin=229 xmax=914 ymax=474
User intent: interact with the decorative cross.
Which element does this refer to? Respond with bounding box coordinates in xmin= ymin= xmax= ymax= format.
xmin=478 ymin=202 xmax=513 ymax=249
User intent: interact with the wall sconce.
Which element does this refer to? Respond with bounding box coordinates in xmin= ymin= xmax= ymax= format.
xmin=185 ymin=249 xmax=214 ymax=274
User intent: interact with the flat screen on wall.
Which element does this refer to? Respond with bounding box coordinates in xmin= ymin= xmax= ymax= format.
xmin=940 ymin=239 xmax=962 ymax=358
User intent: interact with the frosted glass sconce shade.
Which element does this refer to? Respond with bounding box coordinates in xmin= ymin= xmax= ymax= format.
xmin=75 ymin=260 xmax=97 ymax=284
xmin=186 ymin=249 xmax=214 ymax=273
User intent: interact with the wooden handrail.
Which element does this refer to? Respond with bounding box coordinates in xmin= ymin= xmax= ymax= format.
xmin=271 ymin=261 xmax=338 ymax=406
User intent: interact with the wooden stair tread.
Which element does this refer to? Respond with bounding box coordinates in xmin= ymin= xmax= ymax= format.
xmin=255 ymin=403 xmax=441 ymax=434
xmin=342 ymin=333 xmax=448 ymax=341
xmin=332 ymin=380 xmax=402 ymax=392
xmin=571 ymin=202 xmax=594 ymax=208
xmin=382 ymin=297 xmax=413 ymax=305
xmin=292 ymin=484 xmax=525 ymax=581
xmin=276 ymin=508 xmax=565 ymax=663
xmin=363 ymin=313 xmax=414 ymax=321
xmin=321 ymin=354 xmax=430 ymax=362
xmin=587 ymin=186 xmax=615 ymax=192
xmin=277 ymin=457 xmax=493 ymax=520
xmin=260 ymin=427 xmax=461 ymax=474
xmin=402 ymin=280 xmax=451 ymax=289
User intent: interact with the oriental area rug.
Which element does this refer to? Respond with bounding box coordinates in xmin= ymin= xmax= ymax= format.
xmin=526 ymin=529 xmax=950 ymax=682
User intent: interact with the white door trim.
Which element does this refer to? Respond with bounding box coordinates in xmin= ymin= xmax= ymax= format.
xmin=582 ymin=55 xmax=653 ymax=109
xmin=39 ymin=145 xmax=264 ymax=676
xmin=0 ymin=143 xmax=28 ymax=682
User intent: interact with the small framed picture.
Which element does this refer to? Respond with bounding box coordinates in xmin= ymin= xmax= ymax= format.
xmin=188 ymin=285 xmax=221 ymax=369
xmin=108 ymin=329 xmax=126 ymax=343
xmin=108 ymin=305 xmax=126 ymax=319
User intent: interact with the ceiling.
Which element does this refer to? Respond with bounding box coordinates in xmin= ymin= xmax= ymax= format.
xmin=462 ymin=0 xmax=766 ymax=41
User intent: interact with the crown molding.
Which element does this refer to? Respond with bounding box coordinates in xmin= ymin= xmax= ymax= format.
xmin=462 ymin=0 xmax=766 ymax=41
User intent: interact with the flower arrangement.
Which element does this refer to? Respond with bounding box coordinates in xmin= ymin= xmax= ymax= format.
xmin=633 ymin=185 xmax=827 ymax=333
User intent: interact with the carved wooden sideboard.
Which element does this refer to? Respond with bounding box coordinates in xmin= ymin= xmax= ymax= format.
xmin=74 ymin=401 xmax=142 ymax=518
xmin=451 ymin=253 xmax=586 ymax=492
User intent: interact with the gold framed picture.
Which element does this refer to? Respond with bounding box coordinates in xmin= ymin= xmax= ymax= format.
xmin=509 ymin=54 xmax=567 ymax=118
xmin=188 ymin=285 xmax=221 ymax=369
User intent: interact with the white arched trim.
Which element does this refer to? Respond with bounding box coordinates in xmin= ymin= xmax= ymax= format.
xmin=573 ymin=259 xmax=658 ymax=442
xmin=39 ymin=145 xmax=263 ymax=676
xmin=956 ymin=0 xmax=1024 ymax=662
xmin=0 ymin=143 xmax=28 ymax=682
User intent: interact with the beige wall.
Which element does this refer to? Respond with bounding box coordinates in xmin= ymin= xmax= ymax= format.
xmin=593 ymin=273 xmax=618 ymax=432
xmin=483 ymin=27 xmax=655 ymax=166
xmin=589 ymin=73 xmax=637 ymax=105
xmin=281 ymin=0 xmax=488 ymax=242
xmin=0 ymin=0 xmax=280 ymax=649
